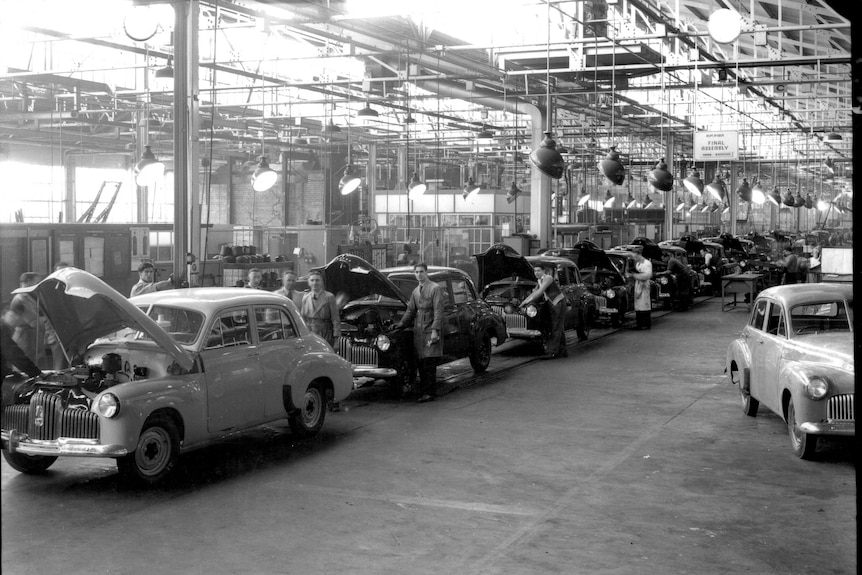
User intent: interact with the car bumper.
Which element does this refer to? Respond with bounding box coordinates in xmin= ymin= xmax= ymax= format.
xmin=798 ymin=421 xmax=855 ymax=437
xmin=351 ymin=365 xmax=398 ymax=379
xmin=2 ymin=430 xmax=128 ymax=458
xmin=506 ymin=328 xmax=543 ymax=339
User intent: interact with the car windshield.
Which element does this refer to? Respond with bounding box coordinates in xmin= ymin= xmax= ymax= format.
xmin=135 ymin=305 xmax=205 ymax=344
xmin=789 ymin=299 xmax=853 ymax=335
xmin=388 ymin=277 xmax=419 ymax=300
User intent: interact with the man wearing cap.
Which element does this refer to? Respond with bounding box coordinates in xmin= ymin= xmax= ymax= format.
xmin=628 ymin=246 xmax=653 ymax=330
xmin=130 ymin=262 xmax=174 ymax=297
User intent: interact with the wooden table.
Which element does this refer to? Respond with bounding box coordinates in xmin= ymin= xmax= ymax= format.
xmin=721 ymin=273 xmax=765 ymax=311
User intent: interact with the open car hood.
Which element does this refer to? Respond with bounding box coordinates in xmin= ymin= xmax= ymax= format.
xmin=628 ymin=237 xmax=664 ymax=261
xmin=571 ymin=240 xmax=619 ymax=273
xmin=320 ymin=254 xmax=408 ymax=305
xmin=474 ymin=244 xmax=536 ymax=290
xmin=15 ymin=267 xmax=194 ymax=370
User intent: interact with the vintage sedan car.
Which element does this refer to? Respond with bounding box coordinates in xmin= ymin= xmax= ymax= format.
xmin=319 ymin=254 xmax=507 ymax=396
xmin=1 ymin=267 xmax=353 ymax=484
xmin=546 ymin=241 xmax=632 ymax=326
xmin=606 ymin=247 xmax=660 ymax=307
xmin=725 ymin=283 xmax=854 ymax=459
xmin=475 ymin=244 xmax=597 ymax=345
xmin=654 ymin=245 xmax=700 ymax=310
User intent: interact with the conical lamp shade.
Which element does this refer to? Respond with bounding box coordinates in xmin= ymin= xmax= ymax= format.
xmin=683 ymin=169 xmax=704 ymax=196
xmin=766 ymin=186 xmax=782 ymax=205
xmin=804 ymin=194 xmax=815 ymax=209
xmin=793 ymin=192 xmax=805 ymax=208
xmin=647 ymin=159 xmax=674 ymax=191
xmin=407 ymin=172 xmax=427 ymax=200
xmin=251 ymin=156 xmax=278 ymax=192
xmin=356 ymin=104 xmax=379 ymax=118
xmin=736 ymin=178 xmax=752 ymax=202
xmin=134 ymin=145 xmax=165 ymax=187
xmin=529 ymin=131 xmax=565 ymax=179
xmin=339 ymin=164 xmax=361 ymax=195
xmin=751 ymin=182 xmax=766 ymax=204
xmin=706 ymin=176 xmax=726 ymax=201
xmin=782 ymin=189 xmax=795 ymax=207
xmin=462 ymin=177 xmax=481 ymax=201
xmin=603 ymin=190 xmax=616 ymax=208
xmin=506 ymin=182 xmax=522 ymax=204
xmin=824 ymin=132 xmax=842 ymax=143
xmin=599 ymin=146 xmax=626 ymax=185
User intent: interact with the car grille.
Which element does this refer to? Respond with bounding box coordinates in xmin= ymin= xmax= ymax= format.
xmin=827 ymin=394 xmax=854 ymax=421
xmin=594 ymin=295 xmax=607 ymax=309
xmin=491 ymin=306 xmax=527 ymax=331
xmin=337 ymin=337 xmax=379 ymax=366
xmin=1 ymin=392 xmax=99 ymax=440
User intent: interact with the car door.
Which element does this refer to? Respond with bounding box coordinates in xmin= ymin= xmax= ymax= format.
xmin=434 ymin=275 xmax=464 ymax=359
xmin=449 ymin=275 xmax=479 ymax=353
xmin=201 ymin=306 xmax=266 ymax=433
xmin=555 ymin=265 xmax=577 ymax=328
xmin=253 ymin=304 xmax=306 ymax=418
xmin=750 ymin=299 xmax=787 ymax=414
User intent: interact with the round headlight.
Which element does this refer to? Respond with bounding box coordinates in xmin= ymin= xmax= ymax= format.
xmin=525 ymin=304 xmax=538 ymax=318
xmin=375 ymin=334 xmax=391 ymax=352
xmin=739 ymin=260 xmax=748 ymax=268
xmin=659 ymin=276 xmax=669 ymax=285
xmin=703 ymin=268 xmax=711 ymax=276
xmin=804 ymin=376 xmax=829 ymax=400
xmin=96 ymin=393 xmax=120 ymax=418
xmin=604 ymin=289 xmax=616 ymax=299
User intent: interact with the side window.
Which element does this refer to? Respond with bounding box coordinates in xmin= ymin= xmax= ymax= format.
xmin=556 ymin=267 xmax=570 ymax=286
xmin=765 ymin=303 xmax=786 ymax=337
xmin=437 ymin=280 xmax=453 ymax=309
xmin=750 ymin=300 xmax=768 ymax=331
xmin=255 ymin=305 xmax=298 ymax=342
xmin=205 ymin=308 xmax=251 ymax=349
xmin=451 ymin=279 xmax=472 ymax=304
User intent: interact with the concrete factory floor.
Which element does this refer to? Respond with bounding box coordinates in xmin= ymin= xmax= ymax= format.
xmin=1 ymin=297 xmax=856 ymax=575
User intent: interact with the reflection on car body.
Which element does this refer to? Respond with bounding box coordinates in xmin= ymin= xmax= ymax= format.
xmin=1 ymin=268 xmax=353 ymax=485
xmin=725 ymin=283 xmax=854 ymax=459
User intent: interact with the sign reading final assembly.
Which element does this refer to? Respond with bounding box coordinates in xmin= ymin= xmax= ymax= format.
xmin=693 ymin=131 xmax=739 ymax=161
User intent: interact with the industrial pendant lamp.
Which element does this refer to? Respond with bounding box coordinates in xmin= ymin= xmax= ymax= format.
xmin=751 ymin=180 xmax=766 ymax=204
xmin=133 ymin=145 xmax=165 ymax=187
xmin=647 ymin=158 xmax=673 ymax=192
xmin=782 ymin=189 xmax=795 ymax=207
xmin=603 ymin=189 xmax=616 ymax=208
xmin=675 ymin=194 xmax=686 ymax=212
xmin=707 ymin=9 xmax=743 ymax=44
xmin=793 ymin=192 xmax=805 ymax=208
xmin=683 ymin=168 xmax=704 ymax=196
xmin=155 ymin=57 xmax=174 ymax=79
xmin=507 ymin=181 xmax=522 ymax=204
xmin=736 ymin=178 xmax=752 ymax=202
xmin=766 ymin=186 xmax=782 ymax=205
xmin=339 ymin=164 xmax=361 ymax=195
xmin=689 ymin=200 xmax=701 ymax=214
xmin=251 ymin=156 xmax=278 ymax=192
xmin=356 ymin=102 xmax=379 ymax=119
xmin=706 ymin=175 xmax=726 ymax=201
xmin=407 ymin=172 xmax=427 ymax=200
xmin=642 ymin=195 xmax=654 ymax=209
xmin=702 ymin=201 xmax=714 ymax=213
xmin=824 ymin=131 xmax=843 ymax=143
xmin=462 ymin=177 xmax=481 ymax=202
xmin=804 ymin=194 xmax=815 ymax=209
xmin=577 ymin=187 xmax=591 ymax=206
xmin=530 ymin=131 xmax=565 ymax=179
xmin=625 ymin=193 xmax=638 ymax=210
xmin=599 ymin=146 xmax=626 ymax=186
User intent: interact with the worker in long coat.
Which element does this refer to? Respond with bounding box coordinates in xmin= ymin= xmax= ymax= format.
xmin=629 ymin=247 xmax=653 ymax=330
xmin=396 ymin=262 xmax=445 ymax=403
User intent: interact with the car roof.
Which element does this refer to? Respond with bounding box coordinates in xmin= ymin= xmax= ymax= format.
xmin=757 ymin=283 xmax=853 ymax=307
xmin=382 ymin=265 xmax=465 ymax=276
xmin=525 ymin=255 xmax=578 ymax=267
xmin=131 ymin=287 xmax=291 ymax=315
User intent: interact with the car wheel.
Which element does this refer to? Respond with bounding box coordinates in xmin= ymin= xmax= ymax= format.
xmin=731 ymin=366 xmax=758 ymax=417
xmin=469 ymin=332 xmax=492 ymax=373
xmin=2 ymin=450 xmax=57 ymax=474
xmin=787 ymin=400 xmax=817 ymax=459
xmin=288 ymin=382 xmax=326 ymax=438
xmin=117 ymin=415 xmax=180 ymax=485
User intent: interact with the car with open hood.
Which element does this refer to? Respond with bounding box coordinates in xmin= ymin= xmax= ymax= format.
xmin=1 ymin=267 xmax=352 ymax=485
xmin=545 ymin=241 xmax=632 ymax=326
xmin=318 ymin=254 xmax=507 ymax=396
xmin=726 ymin=283 xmax=854 ymax=459
xmin=654 ymin=245 xmax=701 ymax=310
xmin=475 ymin=244 xmax=597 ymax=345
xmin=663 ymin=236 xmax=736 ymax=295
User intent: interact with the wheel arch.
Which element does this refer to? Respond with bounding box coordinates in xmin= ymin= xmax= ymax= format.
xmin=144 ymin=407 xmax=185 ymax=444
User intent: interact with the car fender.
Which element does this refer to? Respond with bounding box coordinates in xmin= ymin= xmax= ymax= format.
xmin=285 ymin=350 xmax=353 ymax=406
xmin=97 ymin=375 xmax=207 ymax=450
xmin=726 ymin=339 xmax=752 ymax=387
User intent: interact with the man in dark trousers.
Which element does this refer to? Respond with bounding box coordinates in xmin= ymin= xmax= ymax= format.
xmin=395 ymin=263 xmax=445 ymax=403
xmin=1 ymin=310 xmax=42 ymax=380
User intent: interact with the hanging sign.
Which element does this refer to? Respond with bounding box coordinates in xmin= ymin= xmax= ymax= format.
xmin=693 ymin=131 xmax=739 ymax=161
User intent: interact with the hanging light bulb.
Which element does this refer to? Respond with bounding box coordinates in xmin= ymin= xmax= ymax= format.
xmin=251 ymin=156 xmax=278 ymax=192
xmin=706 ymin=175 xmax=727 ymax=201
xmin=683 ymin=168 xmax=704 ymax=196
xmin=462 ymin=177 xmax=481 ymax=202
xmin=339 ymin=164 xmax=361 ymax=195
xmin=529 ymin=131 xmax=565 ymax=179
xmin=598 ymin=146 xmax=626 ymax=185
xmin=647 ymin=158 xmax=674 ymax=191
xmin=407 ymin=172 xmax=427 ymax=200
xmin=736 ymin=178 xmax=752 ymax=202
xmin=603 ymin=189 xmax=616 ymax=208
xmin=816 ymin=196 xmax=830 ymax=211
xmin=750 ymin=180 xmax=766 ymax=204
xmin=506 ymin=181 xmax=522 ymax=204
xmin=133 ymin=145 xmax=165 ymax=187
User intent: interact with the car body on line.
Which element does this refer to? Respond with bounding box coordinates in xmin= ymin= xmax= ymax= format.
xmin=319 ymin=254 xmax=507 ymax=396
xmin=1 ymin=267 xmax=353 ymax=484
xmin=725 ymin=283 xmax=854 ymax=459
xmin=475 ymin=244 xmax=597 ymax=346
xmin=545 ymin=241 xmax=633 ymax=326
xmin=654 ymin=245 xmax=701 ymax=310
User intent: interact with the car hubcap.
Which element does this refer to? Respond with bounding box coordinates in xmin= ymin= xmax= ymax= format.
xmin=788 ymin=404 xmax=802 ymax=447
xmin=303 ymin=390 xmax=322 ymax=425
xmin=137 ymin=428 xmax=170 ymax=476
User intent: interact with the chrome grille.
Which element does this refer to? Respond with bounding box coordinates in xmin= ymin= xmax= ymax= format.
xmin=827 ymin=394 xmax=854 ymax=421
xmin=594 ymin=296 xmax=608 ymax=309
xmin=337 ymin=337 xmax=379 ymax=366
xmin=1 ymin=393 xmax=99 ymax=440
xmin=492 ymin=306 xmax=527 ymax=331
